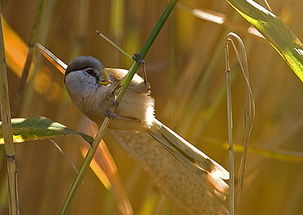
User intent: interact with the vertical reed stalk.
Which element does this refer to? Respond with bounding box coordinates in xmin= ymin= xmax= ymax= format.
xmin=225 ymin=39 xmax=234 ymax=215
xmin=70 ymin=0 xmax=90 ymax=59
xmin=110 ymin=0 xmax=124 ymax=41
xmin=169 ymin=10 xmax=178 ymax=127
xmin=20 ymin=0 xmax=57 ymax=115
xmin=225 ymin=32 xmax=255 ymax=214
xmin=13 ymin=0 xmax=45 ymax=115
xmin=0 ymin=8 xmax=19 ymax=215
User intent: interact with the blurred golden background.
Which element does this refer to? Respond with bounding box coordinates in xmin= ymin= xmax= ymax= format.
xmin=1 ymin=0 xmax=303 ymax=214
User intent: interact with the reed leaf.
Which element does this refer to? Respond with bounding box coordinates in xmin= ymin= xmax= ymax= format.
xmin=0 ymin=117 xmax=93 ymax=145
xmin=226 ymin=0 xmax=303 ymax=81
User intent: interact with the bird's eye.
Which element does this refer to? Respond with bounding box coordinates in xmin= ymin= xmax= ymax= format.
xmin=86 ymin=69 xmax=96 ymax=77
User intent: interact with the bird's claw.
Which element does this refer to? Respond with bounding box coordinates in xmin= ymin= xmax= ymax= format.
xmin=105 ymin=110 xmax=117 ymax=119
xmin=112 ymin=99 xmax=119 ymax=106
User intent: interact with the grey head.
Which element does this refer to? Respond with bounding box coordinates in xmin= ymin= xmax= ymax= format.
xmin=65 ymin=56 xmax=104 ymax=79
xmin=64 ymin=56 xmax=105 ymax=107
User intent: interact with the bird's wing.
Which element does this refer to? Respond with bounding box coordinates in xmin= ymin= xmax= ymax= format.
xmin=146 ymin=119 xmax=229 ymax=194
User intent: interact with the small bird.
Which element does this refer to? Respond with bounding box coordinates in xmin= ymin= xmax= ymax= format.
xmin=64 ymin=56 xmax=229 ymax=215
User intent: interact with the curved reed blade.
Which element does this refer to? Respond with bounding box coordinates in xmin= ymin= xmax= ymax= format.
xmin=226 ymin=0 xmax=303 ymax=81
xmin=225 ymin=32 xmax=256 ymax=213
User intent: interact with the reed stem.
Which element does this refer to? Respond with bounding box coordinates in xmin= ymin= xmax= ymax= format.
xmin=0 ymin=8 xmax=19 ymax=215
xmin=59 ymin=0 xmax=177 ymax=214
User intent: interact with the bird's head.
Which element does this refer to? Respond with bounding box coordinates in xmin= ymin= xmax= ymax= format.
xmin=64 ymin=56 xmax=111 ymax=101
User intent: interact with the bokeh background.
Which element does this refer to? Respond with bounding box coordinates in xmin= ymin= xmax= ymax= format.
xmin=1 ymin=0 xmax=303 ymax=214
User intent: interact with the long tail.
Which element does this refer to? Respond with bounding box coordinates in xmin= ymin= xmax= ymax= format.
xmin=107 ymin=128 xmax=229 ymax=215
xmin=146 ymin=119 xmax=229 ymax=194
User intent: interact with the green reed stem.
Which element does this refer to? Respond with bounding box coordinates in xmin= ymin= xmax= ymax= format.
xmin=59 ymin=0 xmax=177 ymax=214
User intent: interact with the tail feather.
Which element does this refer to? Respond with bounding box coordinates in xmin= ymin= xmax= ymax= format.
xmin=147 ymin=119 xmax=229 ymax=193
xmin=107 ymin=128 xmax=229 ymax=214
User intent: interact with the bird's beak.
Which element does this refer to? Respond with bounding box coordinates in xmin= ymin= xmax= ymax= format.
xmin=98 ymin=70 xmax=112 ymax=86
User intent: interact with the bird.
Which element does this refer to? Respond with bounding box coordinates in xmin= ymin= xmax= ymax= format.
xmin=64 ymin=56 xmax=229 ymax=215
